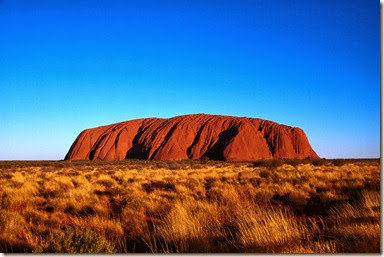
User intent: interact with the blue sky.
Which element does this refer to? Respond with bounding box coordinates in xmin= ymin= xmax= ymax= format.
xmin=0 ymin=0 xmax=379 ymax=160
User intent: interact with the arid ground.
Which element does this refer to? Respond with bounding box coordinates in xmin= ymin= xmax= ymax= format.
xmin=0 ymin=159 xmax=380 ymax=253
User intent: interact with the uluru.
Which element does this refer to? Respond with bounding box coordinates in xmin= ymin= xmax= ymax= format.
xmin=65 ymin=114 xmax=319 ymax=161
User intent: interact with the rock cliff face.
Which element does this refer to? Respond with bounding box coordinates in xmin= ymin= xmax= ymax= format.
xmin=65 ymin=114 xmax=319 ymax=161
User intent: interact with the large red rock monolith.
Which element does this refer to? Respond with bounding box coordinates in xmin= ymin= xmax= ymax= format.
xmin=65 ymin=114 xmax=319 ymax=161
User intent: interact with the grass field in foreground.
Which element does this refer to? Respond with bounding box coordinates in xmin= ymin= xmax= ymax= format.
xmin=0 ymin=159 xmax=380 ymax=253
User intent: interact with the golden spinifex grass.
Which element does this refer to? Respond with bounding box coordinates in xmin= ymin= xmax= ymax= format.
xmin=0 ymin=159 xmax=380 ymax=253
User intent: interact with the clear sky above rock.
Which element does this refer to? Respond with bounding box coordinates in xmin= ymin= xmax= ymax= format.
xmin=0 ymin=0 xmax=379 ymax=160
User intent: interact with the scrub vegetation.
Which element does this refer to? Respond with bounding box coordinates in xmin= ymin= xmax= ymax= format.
xmin=0 ymin=159 xmax=380 ymax=253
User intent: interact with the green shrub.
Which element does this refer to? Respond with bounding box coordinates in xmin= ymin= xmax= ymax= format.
xmin=285 ymin=159 xmax=303 ymax=167
xmin=206 ymin=188 xmax=222 ymax=202
xmin=0 ymin=193 xmax=10 ymax=210
xmin=119 ymin=194 xmax=145 ymax=210
xmin=185 ymin=178 xmax=200 ymax=190
xmin=142 ymin=181 xmax=176 ymax=193
xmin=167 ymin=161 xmax=182 ymax=170
xmin=259 ymin=169 xmax=273 ymax=180
xmin=204 ymin=176 xmax=217 ymax=190
xmin=34 ymin=226 xmax=116 ymax=253
xmin=312 ymin=159 xmax=327 ymax=166
xmin=199 ymin=156 xmax=210 ymax=164
xmin=252 ymin=159 xmax=284 ymax=168
xmin=268 ymin=159 xmax=284 ymax=168
xmin=333 ymin=159 xmax=347 ymax=167
xmin=252 ymin=160 xmax=267 ymax=167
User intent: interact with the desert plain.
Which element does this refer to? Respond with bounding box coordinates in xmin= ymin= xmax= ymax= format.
xmin=0 ymin=158 xmax=380 ymax=253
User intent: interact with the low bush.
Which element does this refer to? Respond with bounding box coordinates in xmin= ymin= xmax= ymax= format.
xmin=184 ymin=178 xmax=199 ymax=190
xmin=34 ymin=227 xmax=116 ymax=253
xmin=142 ymin=181 xmax=176 ymax=193
xmin=333 ymin=159 xmax=347 ymax=167
xmin=206 ymin=188 xmax=222 ymax=202
xmin=312 ymin=159 xmax=327 ymax=166
xmin=252 ymin=159 xmax=284 ymax=168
